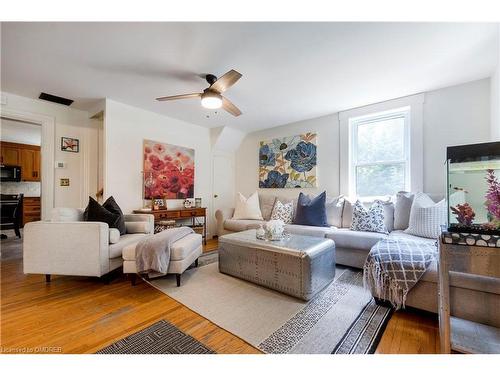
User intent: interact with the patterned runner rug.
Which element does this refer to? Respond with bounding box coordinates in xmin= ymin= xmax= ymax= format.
xmin=148 ymin=252 xmax=392 ymax=354
xmin=96 ymin=320 xmax=214 ymax=354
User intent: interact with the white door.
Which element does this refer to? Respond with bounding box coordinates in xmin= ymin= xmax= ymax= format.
xmin=212 ymin=153 xmax=235 ymax=219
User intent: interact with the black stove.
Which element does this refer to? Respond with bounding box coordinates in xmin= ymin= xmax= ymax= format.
xmin=1 ymin=193 xmax=23 ymax=238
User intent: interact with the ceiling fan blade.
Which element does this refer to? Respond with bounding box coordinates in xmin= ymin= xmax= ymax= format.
xmin=222 ymin=97 xmax=242 ymax=117
xmin=210 ymin=69 xmax=242 ymax=93
xmin=156 ymin=93 xmax=201 ymax=101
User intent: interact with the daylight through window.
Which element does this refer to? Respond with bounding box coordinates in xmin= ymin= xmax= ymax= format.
xmin=349 ymin=107 xmax=410 ymax=198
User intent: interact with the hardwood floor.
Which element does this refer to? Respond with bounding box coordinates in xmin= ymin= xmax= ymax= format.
xmin=0 ymin=237 xmax=438 ymax=354
xmin=375 ymin=309 xmax=440 ymax=354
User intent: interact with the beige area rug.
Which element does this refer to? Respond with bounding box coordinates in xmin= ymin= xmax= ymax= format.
xmin=148 ymin=257 xmax=392 ymax=354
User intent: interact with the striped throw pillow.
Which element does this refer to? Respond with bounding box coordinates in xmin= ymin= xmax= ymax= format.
xmin=404 ymin=193 xmax=446 ymax=239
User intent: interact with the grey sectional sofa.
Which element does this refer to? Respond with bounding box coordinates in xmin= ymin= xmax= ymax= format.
xmin=215 ymin=193 xmax=500 ymax=326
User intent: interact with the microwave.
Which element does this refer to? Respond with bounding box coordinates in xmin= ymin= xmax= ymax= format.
xmin=0 ymin=165 xmax=22 ymax=182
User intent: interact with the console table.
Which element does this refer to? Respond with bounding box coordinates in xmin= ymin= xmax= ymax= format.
xmin=134 ymin=207 xmax=207 ymax=245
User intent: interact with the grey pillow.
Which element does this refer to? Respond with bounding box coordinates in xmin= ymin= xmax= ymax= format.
xmin=326 ymin=195 xmax=344 ymax=228
xmin=342 ymin=199 xmax=353 ymax=228
xmin=394 ymin=191 xmax=414 ymax=230
xmin=259 ymin=194 xmax=276 ymax=221
xmin=381 ymin=201 xmax=395 ymax=232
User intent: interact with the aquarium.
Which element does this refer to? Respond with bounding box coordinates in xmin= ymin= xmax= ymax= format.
xmin=446 ymin=141 xmax=500 ymax=235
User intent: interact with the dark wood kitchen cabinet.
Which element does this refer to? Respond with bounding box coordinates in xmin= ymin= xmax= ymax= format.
xmin=23 ymin=197 xmax=41 ymax=226
xmin=0 ymin=141 xmax=41 ymax=181
xmin=0 ymin=143 xmax=21 ymax=166
xmin=20 ymin=148 xmax=41 ymax=181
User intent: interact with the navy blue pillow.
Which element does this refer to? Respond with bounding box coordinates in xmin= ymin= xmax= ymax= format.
xmin=293 ymin=191 xmax=329 ymax=227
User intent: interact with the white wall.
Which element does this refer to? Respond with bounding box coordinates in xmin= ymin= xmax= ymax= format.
xmin=104 ymin=99 xmax=214 ymax=234
xmin=423 ymin=79 xmax=491 ymax=195
xmin=235 ymin=79 xmax=491 ymax=200
xmin=236 ymin=113 xmax=340 ymax=200
xmin=212 ymin=126 xmax=247 ymax=153
xmin=492 ymin=70 xmax=499 ymax=140
xmin=491 ymin=24 xmax=500 ymax=141
xmin=0 ymin=92 xmax=95 ymax=208
xmin=0 ymin=118 xmax=41 ymax=145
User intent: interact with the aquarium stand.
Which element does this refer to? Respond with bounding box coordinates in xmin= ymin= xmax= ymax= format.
xmin=438 ymin=235 xmax=500 ymax=354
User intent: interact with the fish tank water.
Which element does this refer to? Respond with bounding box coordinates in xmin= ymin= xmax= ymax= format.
xmin=446 ymin=141 xmax=500 ymax=235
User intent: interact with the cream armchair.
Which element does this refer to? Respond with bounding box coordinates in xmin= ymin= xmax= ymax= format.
xmin=23 ymin=208 xmax=154 ymax=282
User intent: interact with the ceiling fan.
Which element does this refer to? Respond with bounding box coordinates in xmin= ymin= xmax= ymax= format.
xmin=156 ymin=69 xmax=242 ymax=117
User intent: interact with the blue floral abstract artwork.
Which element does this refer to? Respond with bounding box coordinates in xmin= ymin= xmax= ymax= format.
xmin=259 ymin=133 xmax=317 ymax=188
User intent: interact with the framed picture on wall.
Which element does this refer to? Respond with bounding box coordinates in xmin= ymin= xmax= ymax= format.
xmin=259 ymin=133 xmax=317 ymax=188
xmin=61 ymin=137 xmax=79 ymax=153
xmin=143 ymin=139 xmax=195 ymax=199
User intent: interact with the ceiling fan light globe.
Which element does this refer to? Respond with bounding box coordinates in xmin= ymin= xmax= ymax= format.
xmin=201 ymin=92 xmax=222 ymax=109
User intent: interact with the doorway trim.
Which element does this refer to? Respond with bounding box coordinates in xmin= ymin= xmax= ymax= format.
xmin=1 ymin=107 xmax=55 ymax=220
xmin=211 ymin=151 xmax=235 ymax=238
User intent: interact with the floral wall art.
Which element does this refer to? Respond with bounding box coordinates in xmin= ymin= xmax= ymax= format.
xmin=259 ymin=133 xmax=317 ymax=188
xmin=143 ymin=140 xmax=195 ymax=199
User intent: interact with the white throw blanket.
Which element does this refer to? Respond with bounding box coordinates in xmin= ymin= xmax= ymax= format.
xmin=135 ymin=226 xmax=194 ymax=276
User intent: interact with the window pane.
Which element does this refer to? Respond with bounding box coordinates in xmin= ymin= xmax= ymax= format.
xmin=356 ymin=163 xmax=405 ymax=197
xmin=356 ymin=116 xmax=405 ymax=163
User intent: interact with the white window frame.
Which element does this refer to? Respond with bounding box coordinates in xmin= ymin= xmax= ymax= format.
xmin=349 ymin=107 xmax=411 ymax=200
xmin=339 ymin=93 xmax=424 ymax=200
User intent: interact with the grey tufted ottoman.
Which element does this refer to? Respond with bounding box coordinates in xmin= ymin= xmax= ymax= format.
xmin=218 ymin=229 xmax=336 ymax=300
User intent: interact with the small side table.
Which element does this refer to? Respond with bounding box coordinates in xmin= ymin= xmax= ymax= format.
xmin=438 ymin=234 xmax=500 ymax=354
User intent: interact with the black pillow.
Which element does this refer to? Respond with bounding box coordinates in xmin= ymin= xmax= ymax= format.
xmin=84 ymin=196 xmax=120 ymax=230
xmin=103 ymin=196 xmax=126 ymax=235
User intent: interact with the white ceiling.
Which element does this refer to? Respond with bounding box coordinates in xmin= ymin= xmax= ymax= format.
xmin=1 ymin=22 xmax=498 ymax=132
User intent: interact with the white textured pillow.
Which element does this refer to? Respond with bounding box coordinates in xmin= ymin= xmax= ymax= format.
xmin=125 ymin=221 xmax=151 ymax=234
xmin=109 ymin=228 xmax=121 ymax=244
xmin=270 ymin=200 xmax=294 ymax=224
xmin=350 ymin=200 xmax=388 ymax=234
xmin=404 ymin=193 xmax=446 ymax=239
xmin=232 ymin=192 xmax=263 ymax=220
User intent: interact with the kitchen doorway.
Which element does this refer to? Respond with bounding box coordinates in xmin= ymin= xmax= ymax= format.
xmin=1 ymin=116 xmax=42 ymax=244
xmin=0 ymin=108 xmax=55 ymax=221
